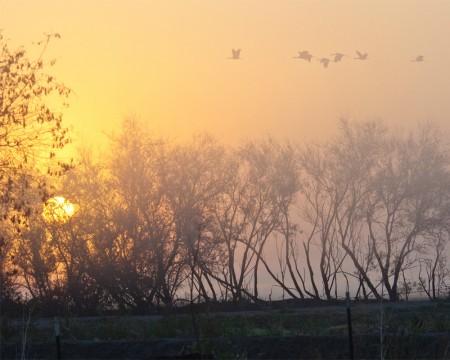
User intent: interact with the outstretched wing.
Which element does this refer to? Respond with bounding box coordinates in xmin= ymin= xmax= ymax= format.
xmin=299 ymin=50 xmax=309 ymax=57
xmin=331 ymin=53 xmax=345 ymax=62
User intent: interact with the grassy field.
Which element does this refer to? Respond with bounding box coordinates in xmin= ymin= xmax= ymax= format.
xmin=2 ymin=300 xmax=450 ymax=359
xmin=2 ymin=300 xmax=450 ymax=341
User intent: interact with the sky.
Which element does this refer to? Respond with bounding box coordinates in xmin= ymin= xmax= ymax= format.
xmin=2 ymin=0 xmax=450 ymax=150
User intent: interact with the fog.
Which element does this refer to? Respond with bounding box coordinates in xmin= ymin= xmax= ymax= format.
xmin=2 ymin=1 xmax=450 ymax=308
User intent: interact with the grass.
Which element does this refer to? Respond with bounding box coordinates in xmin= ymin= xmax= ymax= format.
xmin=2 ymin=300 xmax=450 ymax=342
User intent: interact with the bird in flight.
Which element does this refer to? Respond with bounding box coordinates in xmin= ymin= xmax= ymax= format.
xmin=412 ymin=55 xmax=424 ymax=62
xmin=354 ymin=51 xmax=368 ymax=60
xmin=228 ymin=48 xmax=242 ymax=60
xmin=293 ymin=50 xmax=314 ymax=62
xmin=330 ymin=53 xmax=346 ymax=62
xmin=318 ymin=57 xmax=330 ymax=68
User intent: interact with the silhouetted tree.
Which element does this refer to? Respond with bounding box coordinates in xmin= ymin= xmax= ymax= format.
xmin=0 ymin=33 xmax=71 ymax=313
xmin=63 ymin=144 xmax=125 ymax=312
xmin=297 ymin=143 xmax=350 ymax=300
xmin=206 ymin=138 xmax=301 ymax=302
xmin=163 ymin=134 xmax=229 ymax=302
xmin=321 ymin=120 xmax=450 ymax=301
xmin=417 ymin=230 xmax=449 ymax=300
xmin=0 ymin=32 xmax=71 ymax=219
xmin=363 ymin=122 xmax=450 ymax=301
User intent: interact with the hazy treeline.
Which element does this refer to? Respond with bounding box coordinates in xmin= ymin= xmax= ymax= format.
xmin=2 ymin=116 xmax=450 ymax=315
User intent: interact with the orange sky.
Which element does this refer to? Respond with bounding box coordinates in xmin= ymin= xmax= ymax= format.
xmin=2 ymin=0 xmax=450 ymax=150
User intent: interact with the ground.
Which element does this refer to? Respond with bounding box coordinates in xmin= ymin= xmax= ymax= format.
xmin=2 ymin=300 xmax=450 ymax=359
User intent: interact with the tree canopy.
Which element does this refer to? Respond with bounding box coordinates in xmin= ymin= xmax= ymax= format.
xmin=0 ymin=32 xmax=71 ymax=219
xmin=0 ymin=33 xmax=71 ymax=311
xmin=1 ymin=34 xmax=450 ymax=316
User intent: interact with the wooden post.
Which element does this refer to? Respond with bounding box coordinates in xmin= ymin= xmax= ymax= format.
xmin=54 ymin=317 xmax=61 ymax=360
xmin=346 ymin=291 xmax=355 ymax=360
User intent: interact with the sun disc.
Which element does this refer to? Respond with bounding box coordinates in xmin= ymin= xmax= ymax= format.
xmin=42 ymin=196 xmax=76 ymax=223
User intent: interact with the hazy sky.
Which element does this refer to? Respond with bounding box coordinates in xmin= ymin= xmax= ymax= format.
xmin=2 ymin=0 xmax=450 ymax=148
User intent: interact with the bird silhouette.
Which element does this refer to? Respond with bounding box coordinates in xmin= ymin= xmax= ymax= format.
xmin=330 ymin=53 xmax=346 ymax=62
xmin=412 ymin=55 xmax=424 ymax=62
xmin=228 ymin=48 xmax=242 ymax=60
xmin=318 ymin=57 xmax=330 ymax=68
xmin=354 ymin=50 xmax=368 ymax=60
xmin=293 ymin=50 xmax=314 ymax=62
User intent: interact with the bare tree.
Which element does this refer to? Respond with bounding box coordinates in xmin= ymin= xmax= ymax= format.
xmin=207 ymin=138 xmax=300 ymax=302
xmin=0 ymin=32 xmax=71 ymax=220
xmin=417 ymin=230 xmax=449 ymax=300
xmin=13 ymin=224 xmax=56 ymax=301
xmin=104 ymin=118 xmax=185 ymax=309
xmin=314 ymin=120 xmax=450 ymax=302
xmin=163 ymin=134 xmax=229 ymax=302
xmin=297 ymin=143 xmax=352 ymax=300
xmin=0 ymin=32 xmax=71 ymax=313
xmin=364 ymin=123 xmax=450 ymax=301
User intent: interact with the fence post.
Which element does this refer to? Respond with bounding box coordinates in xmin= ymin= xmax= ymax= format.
xmin=54 ymin=317 xmax=61 ymax=360
xmin=346 ymin=291 xmax=355 ymax=360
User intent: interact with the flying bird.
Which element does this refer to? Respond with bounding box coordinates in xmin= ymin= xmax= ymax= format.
xmin=293 ymin=50 xmax=314 ymax=62
xmin=318 ymin=57 xmax=330 ymax=68
xmin=412 ymin=55 xmax=424 ymax=62
xmin=330 ymin=53 xmax=346 ymax=62
xmin=354 ymin=50 xmax=368 ymax=60
xmin=228 ymin=48 xmax=242 ymax=60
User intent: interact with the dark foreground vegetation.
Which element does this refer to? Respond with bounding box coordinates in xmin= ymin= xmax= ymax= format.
xmin=2 ymin=300 xmax=450 ymax=359
xmin=3 ymin=335 xmax=450 ymax=360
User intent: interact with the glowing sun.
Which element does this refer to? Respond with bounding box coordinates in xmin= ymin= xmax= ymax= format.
xmin=42 ymin=196 xmax=76 ymax=223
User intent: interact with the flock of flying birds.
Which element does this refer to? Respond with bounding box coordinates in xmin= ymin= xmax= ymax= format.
xmin=228 ymin=48 xmax=425 ymax=68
